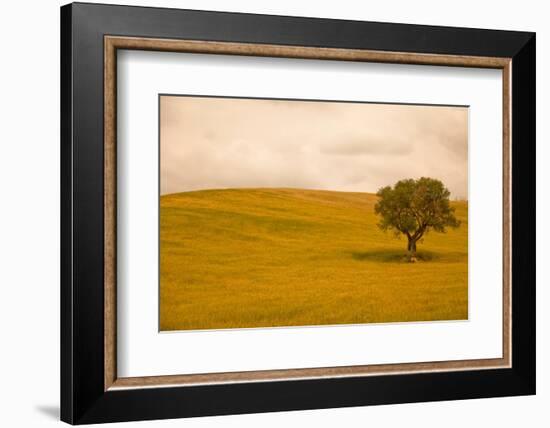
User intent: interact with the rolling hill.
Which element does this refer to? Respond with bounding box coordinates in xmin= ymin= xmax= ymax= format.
xmin=160 ymin=188 xmax=468 ymax=331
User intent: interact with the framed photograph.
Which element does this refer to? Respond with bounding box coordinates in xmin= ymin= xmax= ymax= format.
xmin=60 ymin=2 xmax=535 ymax=424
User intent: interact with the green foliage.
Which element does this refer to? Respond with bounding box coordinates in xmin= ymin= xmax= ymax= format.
xmin=374 ymin=178 xmax=460 ymax=253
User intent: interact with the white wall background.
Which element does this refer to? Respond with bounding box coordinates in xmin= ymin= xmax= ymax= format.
xmin=0 ymin=0 xmax=545 ymax=426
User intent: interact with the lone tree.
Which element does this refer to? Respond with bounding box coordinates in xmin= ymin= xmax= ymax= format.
xmin=374 ymin=177 xmax=460 ymax=261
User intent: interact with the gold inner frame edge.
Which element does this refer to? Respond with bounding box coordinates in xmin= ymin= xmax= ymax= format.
xmin=104 ymin=35 xmax=512 ymax=391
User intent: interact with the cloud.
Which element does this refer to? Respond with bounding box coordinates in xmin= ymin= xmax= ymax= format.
xmin=160 ymin=96 xmax=468 ymax=199
xmin=320 ymin=137 xmax=413 ymax=156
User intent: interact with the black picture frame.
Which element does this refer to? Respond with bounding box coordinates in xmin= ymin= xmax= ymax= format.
xmin=61 ymin=2 xmax=535 ymax=424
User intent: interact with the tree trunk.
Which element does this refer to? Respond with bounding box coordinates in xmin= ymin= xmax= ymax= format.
xmin=407 ymin=237 xmax=417 ymax=262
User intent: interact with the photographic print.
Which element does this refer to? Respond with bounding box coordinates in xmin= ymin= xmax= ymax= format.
xmin=159 ymin=95 xmax=468 ymax=331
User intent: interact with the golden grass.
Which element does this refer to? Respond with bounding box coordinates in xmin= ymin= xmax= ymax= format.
xmin=160 ymin=188 xmax=468 ymax=331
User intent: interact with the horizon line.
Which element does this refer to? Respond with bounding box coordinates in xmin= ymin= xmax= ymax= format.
xmin=160 ymin=186 xmax=469 ymax=201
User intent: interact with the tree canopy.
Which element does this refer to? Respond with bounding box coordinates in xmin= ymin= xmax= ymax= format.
xmin=374 ymin=177 xmax=460 ymax=260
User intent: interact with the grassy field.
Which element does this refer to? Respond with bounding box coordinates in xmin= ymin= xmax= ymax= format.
xmin=160 ymin=188 xmax=468 ymax=331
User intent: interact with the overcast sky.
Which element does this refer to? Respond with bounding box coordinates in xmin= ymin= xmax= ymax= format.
xmin=160 ymin=95 xmax=468 ymax=199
